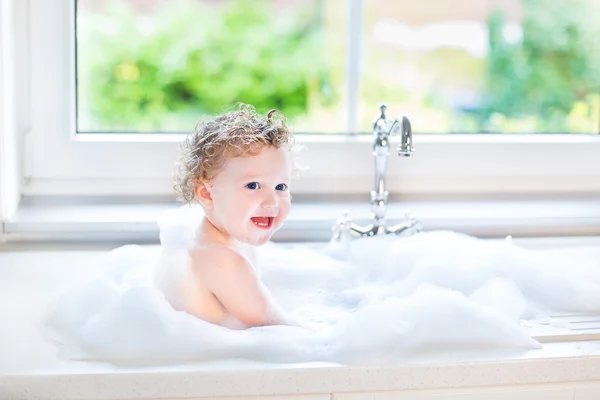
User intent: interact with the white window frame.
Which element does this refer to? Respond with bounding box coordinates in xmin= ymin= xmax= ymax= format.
xmin=0 ymin=0 xmax=26 ymax=225
xmin=20 ymin=0 xmax=600 ymax=199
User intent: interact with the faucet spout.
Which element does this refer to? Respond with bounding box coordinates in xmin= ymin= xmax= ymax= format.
xmin=397 ymin=116 xmax=415 ymax=157
xmin=331 ymin=104 xmax=422 ymax=242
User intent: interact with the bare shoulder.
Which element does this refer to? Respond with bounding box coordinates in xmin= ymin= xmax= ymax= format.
xmin=190 ymin=243 xmax=254 ymax=277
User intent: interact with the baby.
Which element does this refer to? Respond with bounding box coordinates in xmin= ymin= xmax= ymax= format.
xmin=154 ymin=105 xmax=297 ymax=329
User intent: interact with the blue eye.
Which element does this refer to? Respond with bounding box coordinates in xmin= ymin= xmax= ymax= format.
xmin=246 ymin=182 xmax=259 ymax=190
xmin=275 ymin=183 xmax=287 ymax=191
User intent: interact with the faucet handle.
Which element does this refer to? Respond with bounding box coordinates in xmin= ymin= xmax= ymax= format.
xmin=379 ymin=103 xmax=387 ymax=118
xmin=332 ymin=209 xmax=352 ymax=240
xmin=403 ymin=210 xmax=423 ymax=232
xmin=373 ymin=104 xmax=392 ymax=134
xmin=403 ymin=209 xmax=418 ymax=221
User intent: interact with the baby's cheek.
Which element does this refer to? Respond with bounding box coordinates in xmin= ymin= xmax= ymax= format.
xmin=279 ymin=200 xmax=292 ymax=221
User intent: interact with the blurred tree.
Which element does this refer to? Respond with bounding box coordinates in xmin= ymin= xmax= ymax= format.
xmin=78 ymin=0 xmax=334 ymax=131
xmin=481 ymin=0 xmax=600 ymax=132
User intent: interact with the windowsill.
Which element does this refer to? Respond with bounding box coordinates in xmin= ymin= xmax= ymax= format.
xmin=3 ymin=195 xmax=600 ymax=244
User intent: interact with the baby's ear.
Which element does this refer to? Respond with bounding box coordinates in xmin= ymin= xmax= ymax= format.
xmin=194 ymin=182 xmax=213 ymax=209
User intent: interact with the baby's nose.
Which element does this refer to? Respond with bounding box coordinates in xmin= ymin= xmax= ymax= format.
xmin=261 ymin=193 xmax=278 ymax=209
xmin=261 ymin=200 xmax=277 ymax=209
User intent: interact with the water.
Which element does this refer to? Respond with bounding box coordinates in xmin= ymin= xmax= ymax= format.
xmin=44 ymin=207 xmax=600 ymax=366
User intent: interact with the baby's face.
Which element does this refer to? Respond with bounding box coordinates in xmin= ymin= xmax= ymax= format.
xmin=207 ymin=145 xmax=292 ymax=246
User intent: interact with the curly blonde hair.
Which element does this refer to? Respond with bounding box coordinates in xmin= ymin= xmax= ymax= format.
xmin=174 ymin=104 xmax=296 ymax=204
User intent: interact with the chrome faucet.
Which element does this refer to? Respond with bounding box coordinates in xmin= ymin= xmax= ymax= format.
xmin=332 ymin=104 xmax=421 ymax=240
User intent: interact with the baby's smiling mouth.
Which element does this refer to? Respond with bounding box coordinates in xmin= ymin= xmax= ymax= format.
xmin=250 ymin=216 xmax=275 ymax=229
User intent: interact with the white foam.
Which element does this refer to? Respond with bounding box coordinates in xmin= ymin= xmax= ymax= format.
xmin=44 ymin=207 xmax=600 ymax=366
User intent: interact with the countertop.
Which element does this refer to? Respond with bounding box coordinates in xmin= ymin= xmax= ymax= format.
xmin=2 ymin=244 xmax=600 ymax=399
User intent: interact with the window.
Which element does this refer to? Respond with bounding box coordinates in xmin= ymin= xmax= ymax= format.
xmin=76 ymin=0 xmax=347 ymax=134
xmin=23 ymin=0 xmax=600 ymax=198
xmin=76 ymin=0 xmax=600 ymax=135
xmin=360 ymin=0 xmax=600 ymax=134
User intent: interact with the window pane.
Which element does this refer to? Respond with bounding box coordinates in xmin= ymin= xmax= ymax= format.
xmin=76 ymin=0 xmax=346 ymax=133
xmin=360 ymin=0 xmax=600 ymax=133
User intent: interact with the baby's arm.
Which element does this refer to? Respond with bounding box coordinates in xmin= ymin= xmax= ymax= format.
xmin=205 ymin=247 xmax=292 ymax=327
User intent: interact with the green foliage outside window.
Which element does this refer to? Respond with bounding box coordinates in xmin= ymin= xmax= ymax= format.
xmin=77 ymin=0 xmax=333 ymax=131
xmin=77 ymin=0 xmax=600 ymax=133
xmin=482 ymin=0 xmax=600 ymax=132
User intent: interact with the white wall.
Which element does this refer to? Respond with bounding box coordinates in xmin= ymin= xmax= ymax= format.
xmin=0 ymin=0 xmax=28 ymax=229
